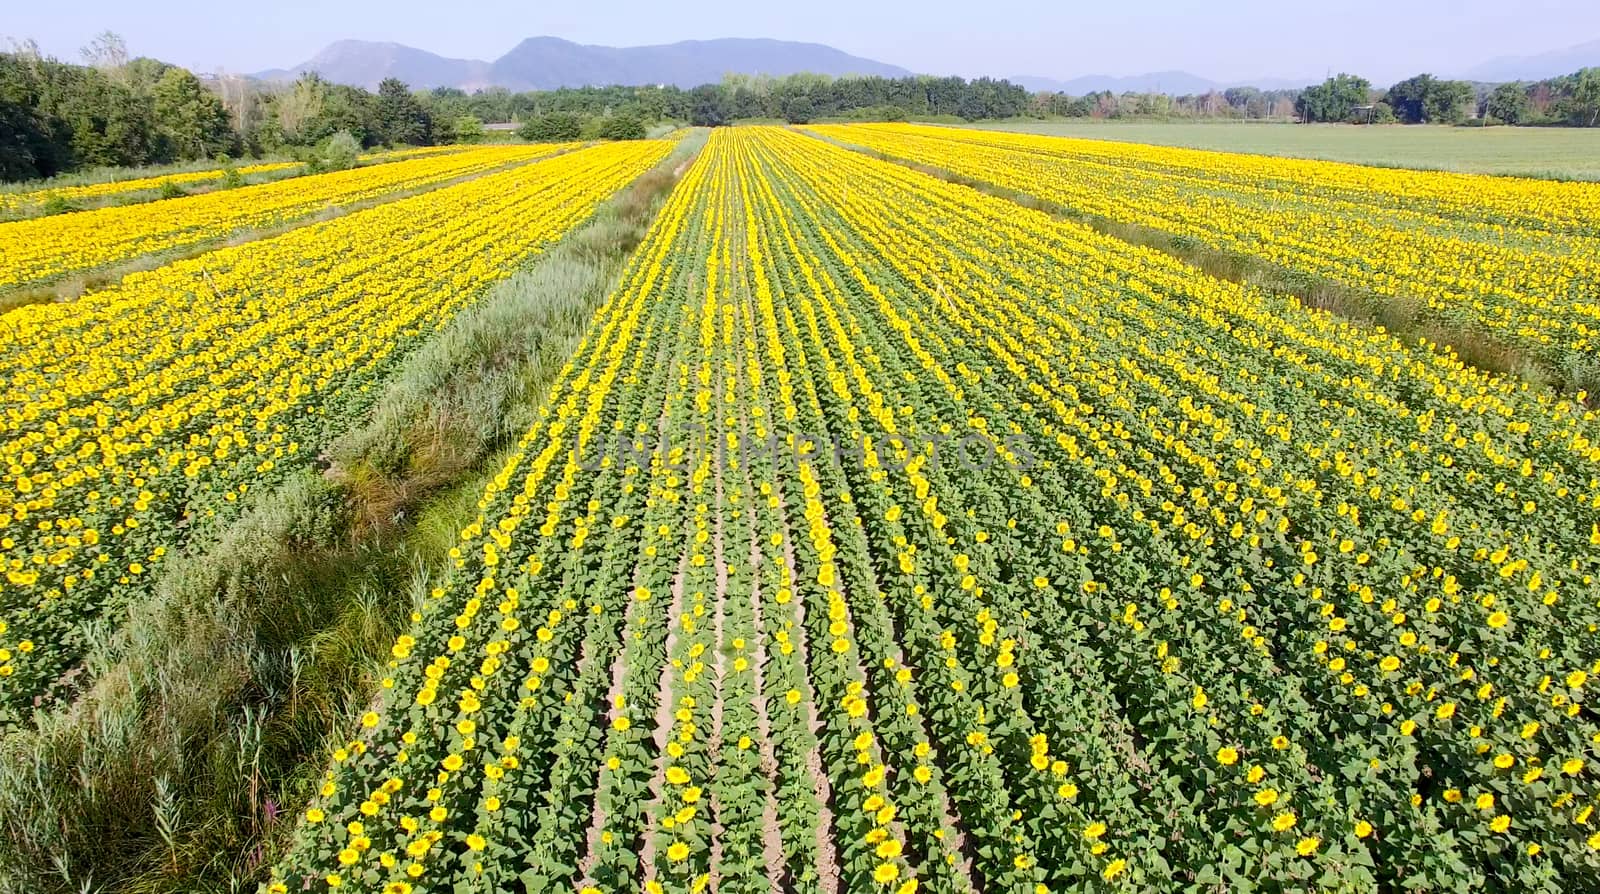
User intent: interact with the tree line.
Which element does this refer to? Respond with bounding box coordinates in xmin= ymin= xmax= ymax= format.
xmin=0 ymin=34 xmax=473 ymax=181
xmin=1029 ymin=87 xmax=1301 ymax=120
xmin=686 ymin=73 xmax=1030 ymax=124
xmin=1026 ymin=68 xmax=1600 ymax=127
xmin=1293 ymin=69 xmax=1600 ymax=125
xmin=2 ymin=35 xmax=240 ymax=180
xmin=2 ymin=34 xmax=1035 ymax=182
xmin=11 ymin=31 xmax=1597 ymax=183
xmin=504 ymin=73 xmax=1031 ymax=136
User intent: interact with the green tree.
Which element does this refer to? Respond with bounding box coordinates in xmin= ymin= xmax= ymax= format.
xmin=423 ymin=87 xmax=471 ymax=125
xmin=1385 ymin=74 xmax=1473 ymax=123
xmin=310 ymin=130 xmax=361 ymax=172
xmin=320 ymin=84 xmax=378 ymax=146
xmin=452 ymin=115 xmax=485 ymax=143
xmin=1384 ymin=74 xmax=1433 ymax=122
xmin=1424 ymin=80 xmax=1473 ymax=124
xmin=74 ymin=76 xmax=160 ymax=166
xmin=1574 ymin=67 xmax=1600 ymax=127
xmin=78 ymin=31 xmax=128 ymax=80
xmin=274 ymin=74 xmax=327 ymax=145
xmin=779 ymin=92 xmax=816 ymax=124
xmin=518 ymin=112 xmax=582 ymax=142
xmin=1295 ymin=74 xmax=1371 ymax=123
xmin=0 ymin=95 xmax=51 ymax=180
xmin=688 ymin=84 xmax=729 ymax=127
xmin=373 ymin=77 xmax=431 ymax=146
xmin=0 ymin=51 xmax=65 ymax=179
xmin=1486 ymin=83 xmax=1531 ymax=125
xmin=0 ymin=44 xmax=259 ymax=180
xmin=596 ymin=113 xmax=646 ymax=140
xmin=1224 ymin=87 xmax=1268 ymax=118
xmin=153 ymin=67 xmax=235 ymax=159
xmin=122 ymin=57 xmax=172 ymax=95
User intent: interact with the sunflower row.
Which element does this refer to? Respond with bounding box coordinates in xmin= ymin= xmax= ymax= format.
xmin=268 ymin=126 xmax=1598 ymax=893
xmin=0 ymin=161 xmax=300 ymax=218
xmin=0 ymin=142 xmax=572 ymax=292
xmin=268 ymin=129 xmax=953 ymax=894
xmin=0 ymin=145 xmax=468 ymax=220
xmin=269 ymin=129 xmax=1109 ymax=894
xmin=763 ymin=125 xmax=1599 ymax=890
xmin=811 ymin=123 xmax=1600 ymax=370
xmin=0 ymin=139 xmax=671 ymax=722
xmin=360 ymin=145 xmax=476 ymax=164
xmin=271 ymin=137 xmax=720 ymax=892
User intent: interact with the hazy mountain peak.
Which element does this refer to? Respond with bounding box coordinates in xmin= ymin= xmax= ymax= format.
xmin=1466 ymin=37 xmax=1600 ymax=82
xmin=1012 ymin=70 xmax=1311 ymax=95
xmin=254 ymin=36 xmax=911 ymax=92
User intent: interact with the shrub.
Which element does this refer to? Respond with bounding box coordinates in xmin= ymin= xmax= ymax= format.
xmin=1564 ymin=351 xmax=1600 ymax=398
xmin=780 ymin=95 xmax=816 ymax=124
xmin=453 ymin=115 xmax=486 ymax=143
xmin=596 ymin=114 xmax=647 ymax=141
xmin=39 ymin=193 xmax=80 ymax=216
xmin=834 ymin=105 xmax=910 ymax=123
xmin=309 ymin=131 xmax=361 ymax=172
xmin=519 ymin=113 xmax=583 ymax=142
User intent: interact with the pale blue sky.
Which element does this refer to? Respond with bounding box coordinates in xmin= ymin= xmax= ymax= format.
xmin=5 ymin=0 xmax=1597 ymax=84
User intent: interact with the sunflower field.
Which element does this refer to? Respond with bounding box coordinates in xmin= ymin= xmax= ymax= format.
xmin=810 ymin=123 xmax=1600 ymax=375
xmin=261 ymin=127 xmax=1600 ymax=894
xmin=0 ymin=144 xmax=469 ymax=220
xmin=0 ymin=143 xmax=573 ymax=292
xmin=0 ymin=161 xmax=302 ymax=218
xmin=0 ymin=139 xmax=670 ymax=722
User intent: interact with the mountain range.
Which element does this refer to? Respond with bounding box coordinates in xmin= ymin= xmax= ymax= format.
xmin=251 ymin=35 xmax=1600 ymax=95
xmin=253 ymin=37 xmax=911 ymax=91
xmin=1009 ymin=71 xmax=1314 ymax=95
xmin=1015 ymin=38 xmax=1600 ymax=96
xmin=1465 ymin=38 xmax=1600 ymax=82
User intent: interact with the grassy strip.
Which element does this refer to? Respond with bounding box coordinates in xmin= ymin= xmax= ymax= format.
xmin=0 ymin=146 xmax=569 ymax=314
xmin=962 ymin=119 xmax=1600 ymax=182
xmin=807 ymin=129 xmax=1600 ymax=397
xmin=0 ymin=131 xmax=705 ymax=894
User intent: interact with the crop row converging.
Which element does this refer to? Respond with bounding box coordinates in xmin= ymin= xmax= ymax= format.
xmin=0 ymin=143 xmax=573 ymax=292
xmin=265 ymin=128 xmax=1599 ymax=894
xmin=811 ymin=122 xmax=1600 ymax=374
xmin=0 ymin=139 xmax=672 ymax=721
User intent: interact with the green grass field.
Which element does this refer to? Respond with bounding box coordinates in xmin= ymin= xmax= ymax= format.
xmin=966 ymin=119 xmax=1600 ymax=180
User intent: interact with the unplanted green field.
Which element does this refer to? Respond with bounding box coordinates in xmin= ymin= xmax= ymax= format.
xmin=967 ymin=120 xmax=1600 ymax=180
